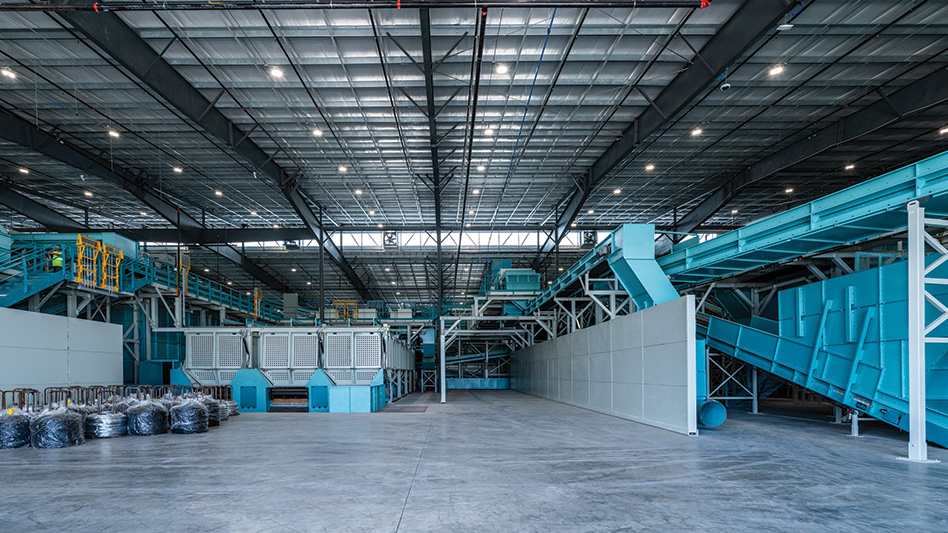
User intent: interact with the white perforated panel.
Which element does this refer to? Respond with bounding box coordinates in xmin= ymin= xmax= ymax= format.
xmin=192 ymin=370 xmax=217 ymax=384
xmin=292 ymin=369 xmax=316 ymax=386
xmin=328 ymin=369 xmax=353 ymax=384
xmin=219 ymin=370 xmax=238 ymax=384
xmin=326 ymin=334 xmax=352 ymax=368
xmin=264 ymin=370 xmax=291 ymax=386
xmin=263 ymin=334 xmax=290 ymax=368
xmin=354 ymin=333 xmax=381 ymax=368
xmin=292 ymin=334 xmax=319 ymax=368
xmin=188 ymin=334 xmax=214 ymax=368
xmin=355 ymin=370 xmax=378 ymax=384
xmin=218 ymin=335 xmax=243 ymax=368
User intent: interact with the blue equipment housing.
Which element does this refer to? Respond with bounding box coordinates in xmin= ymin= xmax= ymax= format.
xmin=704 ymin=258 xmax=948 ymax=447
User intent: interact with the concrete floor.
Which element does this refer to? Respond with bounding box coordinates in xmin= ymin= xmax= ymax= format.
xmin=2 ymin=390 xmax=948 ymax=532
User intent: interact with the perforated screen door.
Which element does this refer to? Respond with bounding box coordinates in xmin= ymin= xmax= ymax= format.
xmin=217 ymin=334 xmax=244 ymax=369
xmin=354 ymin=333 xmax=382 ymax=368
xmin=187 ymin=334 xmax=215 ymax=368
xmin=263 ymin=334 xmax=290 ymax=368
xmin=325 ymin=333 xmax=352 ymax=368
xmin=292 ymin=333 xmax=319 ymax=368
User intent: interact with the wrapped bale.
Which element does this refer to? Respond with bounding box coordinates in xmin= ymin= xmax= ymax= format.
xmin=170 ymin=399 xmax=208 ymax=434
xmin=127 ymin=401 xmax=169 ymax=436
xmin=218 ymin=402 xmax=229 ymax=422
xmin=201 ymin=397 xmax=221 ymax=427
xmin=0 ymin=408 xmax=31 ymax=449
xmin=85 ymin=412 xmax=128 ymax=438
xmin=30 ymin=407 xmax=85 ymax=448
xmin=225 ymin=400 xmax=239 ymax=416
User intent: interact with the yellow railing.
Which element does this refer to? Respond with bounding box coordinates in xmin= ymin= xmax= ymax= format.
xmin=75 ymin=235 xmax=101 ymax=288
xmin=334 ymin=299 xmax=358 ymax=322
xmin=100 ymin=243 xmax=124 ymax=291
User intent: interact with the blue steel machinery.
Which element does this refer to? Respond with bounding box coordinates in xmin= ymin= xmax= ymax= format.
xmin=523 ymin=148 xmax=948 ymax=446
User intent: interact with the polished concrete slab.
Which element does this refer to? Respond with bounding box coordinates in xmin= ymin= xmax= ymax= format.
xmin=2 ymin=390 xmax=947 ymax=532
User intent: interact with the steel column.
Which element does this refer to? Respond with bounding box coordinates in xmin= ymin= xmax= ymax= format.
xmin=907 ymin=200 xmax=928 ymax=461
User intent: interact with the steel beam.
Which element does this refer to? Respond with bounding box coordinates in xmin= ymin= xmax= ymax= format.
xmin=0 ymin=183 xmax=88 ymax=233
xmin=0 ymin=107 xmax=289 ymax=293
xmin=421 ymin=8 xmax=445 ymax=316
xmin=27 ymin=1 xmax=704 ymax=12
xmin=533 ymin=0 xmax=796 ymax=267
xmin=55 ymin=3 xmax=369 ymax=300
xmin=670 ymin=65 xmax=948 ymax=237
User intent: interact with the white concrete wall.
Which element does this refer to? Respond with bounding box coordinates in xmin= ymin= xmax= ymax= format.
xmin=511 ymin=295 xmax=696 ymax=435
xmin=0 ymin=307 xmax=123 ymax=391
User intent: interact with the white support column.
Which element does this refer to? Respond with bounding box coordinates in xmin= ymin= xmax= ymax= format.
xmin=907 ymin=200 xmax=928 ymax=461
xmin=439 ymin=318 xmax=447 ymax=404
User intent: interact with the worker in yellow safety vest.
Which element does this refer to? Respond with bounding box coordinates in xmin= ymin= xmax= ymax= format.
xmin=49 ymin=245 xmax=63 ymax=272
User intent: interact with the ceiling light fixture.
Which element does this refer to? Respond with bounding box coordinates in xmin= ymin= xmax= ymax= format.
xmin=468 ymin=210 xmax=474 ymax=215
xmin=369 ymin=210 xmax=375 ymax=215
xmin=84 ymin=191 xmax=93 ymax=197
xmin=940 ymin=127 xmax=948 ymax=135
xmin=1 ymin=68 xmax=15 ymax=79
xmin=495 ymin=64 xmax=508 ymax=74
xmin=547 ymin=281 xmax=552 ymax=285
xmin=645 ymin=164 xmax=655 ymax=171
xmin=227 ymin=281 xmax=233 ymax=285
xmin=273 ymin=224 xmax=280 ymax=228
xmin=391 ymin=281 xmax=396 ymax=286
xmin=108 ymin=130 xmax=120 ymax=138
xmin=731 ymin=209 xmax=738 ymax=214
xmin=385 ymin=267 xmax=390 ymax=272
xmin=246 ymin=292 xmax=251 ymax=296
xmin=18 ymin=168 xmax=28 ymax=174
xmin=558 ymin=267 xmax=564 ymax=271
xmin=785 ymin=188 xmax=794 ymax=194
xmin=691 ymin=128 xmax=702 ymax=136
xmin=291 ymin=268 xmax=297 ymax=272
xmin=313 ymin=128 xmax=323 ymax=137
xmin=466 ymin=223 xmax=471 ymax=228
xmin=472 ymin=189 xmax=480 ymax=195
xmin=215 ymin=190 xmax=223 ymax=197
xmin=377 ymin=223 xmax=383 ymax=228
xmin=307 ymin=281 xmax=312 ymax=285
xmin=269 ymin=66 xmax=284 ymax=78
xmin=140 ymin=211 xmax=148 ymax=216
xmin=587 ymin=209 xmax=595 ymax=215
xmin=355 ymin=189 xmax=363 ymax=195
xmin=338 ymin=165 xmax=347 ymax=173
xmin=477 ymin=165 xmax=486 ymax=171
xmin=204 ymin=268 xmax=210 ymax=272
xmin=396 ymin=291 xmax=401 ymax=295
xmin=570 ymin=223 xmax=577 ymax=228
xmin=172 ymin=167 xmax=183 ymax=173
xmin=250 ymin=211 xmax=258 ymax=216
xmin=776 ymin=23 xmax=794 ymax=31
xmin=844 ymin=164 xmax=855 ymax=170
xmin=613 ymin=188 xmax=622 ymax=195
xmin=484 ymin=128 xmax=494 ymax=136
xmin=769 ymin=65 xmax=784 ymax=76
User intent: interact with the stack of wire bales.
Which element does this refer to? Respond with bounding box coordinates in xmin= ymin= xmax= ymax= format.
xmin=0 ymin=388 xmax=239 ymax=449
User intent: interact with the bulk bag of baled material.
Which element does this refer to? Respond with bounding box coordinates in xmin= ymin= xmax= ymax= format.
xmin=127 ymin=401 xmax=169 ymax=436
xmin=225 ymin=400 xmax=239 ymax=416
xmin=85 ymin=411 xmax=128 ymax=438
xmin=30 ymin=406 xmax=85 ymax=448
xmin=200 ymin=397 xmax=221 ymax=427
xmin=170 ymin=399 xmax=208 ymax=434
xmin=0 ymin=408 xmax=31 ymax=449
xmin=218 ymin=401 xmax=230 ymax=422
